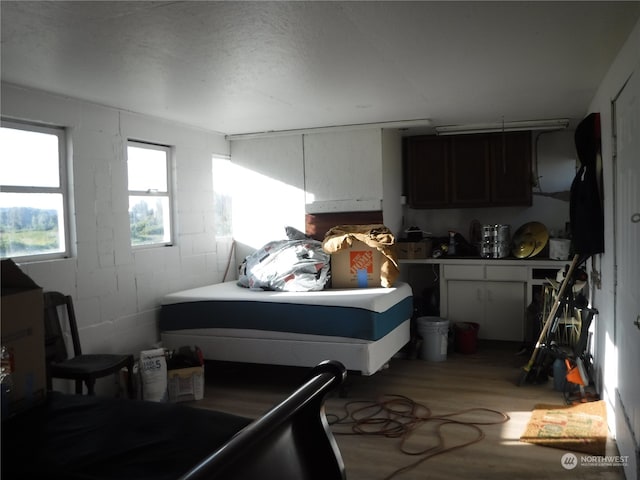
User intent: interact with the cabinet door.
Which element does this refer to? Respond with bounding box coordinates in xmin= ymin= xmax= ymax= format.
xmin=447 ymin=280 xmax=525 ymax=341
xmin=405 ymin=132 xmax=531 ymax=209
xmin=447 ymin=280 xmax=486 ymax=333
xmin=489 ymin=131 xmax=532 ymax=205
xmin=450 ymin=134 xmax=491 ymax=206
xmin=484 ymin=281 xmax=526 ymax=341
xmin=405 ymin=136 xmax=449 ymax=207
xmin=303 ymin=129 xmax=383 ymax=210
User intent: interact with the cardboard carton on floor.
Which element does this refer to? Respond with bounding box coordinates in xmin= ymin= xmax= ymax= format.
xmin=330 ymin=240 xmax=383 ymax=288
xmin=167 ymin=366 xmax=204 ymax=403
xmin=1 ymin=259 xmax=47 ymax=418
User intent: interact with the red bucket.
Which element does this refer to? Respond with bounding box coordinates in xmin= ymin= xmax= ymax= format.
xmin=454 ymin=322 xmax=480 ymax=354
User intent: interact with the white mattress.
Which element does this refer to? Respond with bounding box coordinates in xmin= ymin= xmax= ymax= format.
xmin=161 ymin=281 xmax=413 ymax=312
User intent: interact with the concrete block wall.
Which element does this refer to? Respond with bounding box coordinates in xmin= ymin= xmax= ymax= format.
xmin=1 ymin=84 xmax=231 ymax=391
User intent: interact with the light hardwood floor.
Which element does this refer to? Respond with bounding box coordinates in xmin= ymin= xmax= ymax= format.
xmin=196 ymin=341 xmax=624 ymax=480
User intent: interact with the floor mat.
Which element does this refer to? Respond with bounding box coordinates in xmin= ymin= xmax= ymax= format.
xmin=519 ymin=400 xmax=607 ymax=456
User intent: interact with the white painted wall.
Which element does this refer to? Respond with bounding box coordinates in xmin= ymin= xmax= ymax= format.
xmin=228 ymin=135 xmax=306 ymax=262
xmin=1 ymin=83 xmax=230 ymax=392
xmin=585 ymin=17 xmax=640 ymax=436
xmin=535 ymin=129 xmax=578 ymax=194
xmin=382 ymin=129 xmax=403 ymax=237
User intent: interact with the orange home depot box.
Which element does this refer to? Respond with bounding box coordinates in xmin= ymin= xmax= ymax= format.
xmin=1 ymin=259 xmax=47 ymax=418
xmin=330 ymin=240 xmax=383 ymax=288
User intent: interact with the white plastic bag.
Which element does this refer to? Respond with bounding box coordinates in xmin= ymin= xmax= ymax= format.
xmin=139 ymin=348 xmax=168 ymax=402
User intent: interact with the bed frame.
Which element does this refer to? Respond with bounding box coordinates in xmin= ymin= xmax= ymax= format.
xmin=162 ymin=321 xmax=409 ymax=376
xmin=2 ymin=361 xmax=347 ymax=480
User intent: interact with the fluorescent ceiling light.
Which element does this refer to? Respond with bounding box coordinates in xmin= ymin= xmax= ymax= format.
xmin=435 ymin=119 xmax=569 ymax=135
xmin=227 ymin=118 xmax=432 ymax=140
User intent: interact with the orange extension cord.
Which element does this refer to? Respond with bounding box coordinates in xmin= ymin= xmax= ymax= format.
xmin=327 ymin=394 xmax=510 ymax=480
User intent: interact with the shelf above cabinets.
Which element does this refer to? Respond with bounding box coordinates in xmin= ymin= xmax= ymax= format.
xmin=404 ymin=132 xmax=532 ymax=208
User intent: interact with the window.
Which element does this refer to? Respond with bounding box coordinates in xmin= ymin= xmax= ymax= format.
xmin=127 ymin=141 xmax=173 ymax=247
xmin=0 ymin=120 xmax=69 ymax=260
xmin=212 ymin=154 xmax=233 ymax=238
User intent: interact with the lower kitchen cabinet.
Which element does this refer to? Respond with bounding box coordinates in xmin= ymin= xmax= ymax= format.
xmin=399 ymin=258 xmax=570 ymax=343
xmin=447 ymin=280 xmax=526 ymax=342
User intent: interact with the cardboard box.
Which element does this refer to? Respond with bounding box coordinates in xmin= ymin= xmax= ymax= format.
xmin=1 ymin=259 xmax=47 ymax=418
xmin=330 ymin=240 xmax=384 ymax=288
xmin=396 ymin=240 xmax=432 ymax=259
xmin=167 ymin=366 xmax=204 ymax=403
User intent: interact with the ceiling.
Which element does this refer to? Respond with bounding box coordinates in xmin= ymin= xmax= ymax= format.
xmin=1 ymin=1 xmax=639 ymax=136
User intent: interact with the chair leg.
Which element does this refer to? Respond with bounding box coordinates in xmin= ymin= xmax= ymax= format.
xmin=75 ymin=379 xmax=83 ymax=395
xmin=85 ymin=379 xmax=96 ymax=395
xmin=125 ymin=357 xmax=135 ymax=399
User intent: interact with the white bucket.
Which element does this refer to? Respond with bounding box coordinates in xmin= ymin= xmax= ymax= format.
xmin=549 ymin=238 xmax=571 ymax=260
xmin=416 ymin=316 xmax=449 ymax=362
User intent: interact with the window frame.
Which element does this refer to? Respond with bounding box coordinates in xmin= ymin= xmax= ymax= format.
xmin=126 ymin=139 xmax=174 ymax=248
xmin=0 ymin=118 xmax=70 ymax=261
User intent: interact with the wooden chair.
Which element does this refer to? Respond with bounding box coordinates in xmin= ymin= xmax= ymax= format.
xmin=43 ymin=291 xmax=135 ymax=397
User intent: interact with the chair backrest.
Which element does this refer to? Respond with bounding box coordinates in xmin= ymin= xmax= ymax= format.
xmin=43 ymin=291 xmax=83 ymax=364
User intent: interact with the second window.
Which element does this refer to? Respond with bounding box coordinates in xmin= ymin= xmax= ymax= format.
xmin=127 ymin=141 xmax=173 ymax=247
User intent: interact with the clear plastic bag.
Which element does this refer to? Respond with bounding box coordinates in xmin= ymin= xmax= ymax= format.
xmin=237 ymin=227 xmax=330 ymax=291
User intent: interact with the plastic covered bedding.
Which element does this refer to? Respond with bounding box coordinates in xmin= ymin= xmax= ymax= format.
xmin=237 ymin=226 xmax=330 ymax=291
xmin=159 ymin=282 xmax=413 ymax=375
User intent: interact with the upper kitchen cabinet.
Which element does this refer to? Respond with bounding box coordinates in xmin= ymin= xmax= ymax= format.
xmin=489 ymin=131 xmax=532 ymax=205
xmin=450 ymin=134 xmax=491 ymax=205
xmin=303 ymin=128 xmax=384 ymax=213
xmin=405 ymin=132 xmax=532 ymax=208
xmin=405 ymin=134 xmax=450 ymax=208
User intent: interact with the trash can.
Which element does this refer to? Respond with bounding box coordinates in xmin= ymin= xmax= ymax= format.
xmin=416 ymin=316 xmax=449 ymax=362
xmin=454 ymin=322 xmax=480 ymax=354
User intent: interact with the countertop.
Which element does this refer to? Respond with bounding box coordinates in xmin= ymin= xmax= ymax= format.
xmin=398 ymin=256 xmax=571 ymax=267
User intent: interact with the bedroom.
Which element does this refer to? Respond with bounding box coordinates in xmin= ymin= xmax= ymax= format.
xmin=1 ymin=2 xmax=639 ymax=479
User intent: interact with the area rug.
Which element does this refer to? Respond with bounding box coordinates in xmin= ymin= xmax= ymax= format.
xmin=520 ymin=400 xmax=607 ymax=456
